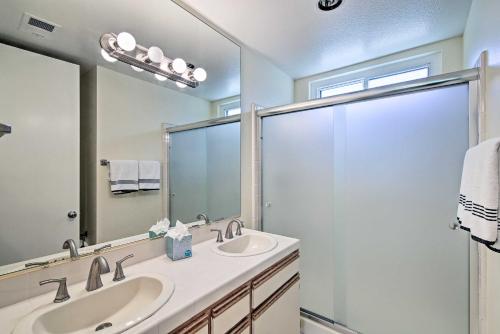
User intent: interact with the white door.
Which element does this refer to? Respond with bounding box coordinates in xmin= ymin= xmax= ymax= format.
xmin=0 ymin=43 xmax=79 ymax=265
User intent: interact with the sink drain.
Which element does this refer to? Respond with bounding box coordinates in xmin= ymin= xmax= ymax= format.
xmin=95 ymin=322 xmax=112 ymax=331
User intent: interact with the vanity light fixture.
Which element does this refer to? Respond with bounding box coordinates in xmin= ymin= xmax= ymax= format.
xmin=100 ymin=32 xmax=207 ymax=88
xmin=318 ymin=0 xmax=343 ymax=11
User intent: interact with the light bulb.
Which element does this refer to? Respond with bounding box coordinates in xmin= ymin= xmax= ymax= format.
xmin=154 ymin=74 xmax=167 ymax=81
xmin=176 ymin=82 xmax=187 ymax=88
xmin=117 ymin=32 xmax=136 ymax=52
xmin=171 ymin=58 xmax=187 ymax=74
xmin=131 ymin=65 xmax=143 ymax=72
xmin=100 ymin=49 xmax=117 ymax=63
xmin=193 ymin=67 xmax=207 ymax=82
xmin=147 ymin=46 xmax=163 ymax=63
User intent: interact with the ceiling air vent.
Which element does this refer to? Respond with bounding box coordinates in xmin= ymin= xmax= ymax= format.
xmin=18 ymin=13 xmax=60 ymax=38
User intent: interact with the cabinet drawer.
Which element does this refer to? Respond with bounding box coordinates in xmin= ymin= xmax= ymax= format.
xmin=169 ymin=310 xmax=210 ymax=334
xmin=227 ymin=316 xmax=251 ymax=334
xmin=212 ymin=284 xmax=251 ymax=334
xmin=252 ymin=274 xmax=300 ymax=334
xmin=252 ymin=250 xmax=299 ymax=308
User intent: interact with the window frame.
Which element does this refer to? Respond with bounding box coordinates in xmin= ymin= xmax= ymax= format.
xmin=366 ymin=65 xmax=430 ymax=89
xmin=218 ymin=100 xmax=241 ymax=117
xmin=318 ymin=79 xmax=365 ymax=98
xmin=309 ymin=53 xmax=440 ymax=100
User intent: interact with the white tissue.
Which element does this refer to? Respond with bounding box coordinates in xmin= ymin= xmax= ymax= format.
xmin=149 ymin=218 xmax=170 ymax=235
xmin=166 ymin=220 xmax=191 ymax=240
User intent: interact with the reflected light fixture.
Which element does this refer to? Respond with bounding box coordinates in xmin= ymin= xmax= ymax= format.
xmin=101 ymin=48 xmax=117 ymax=63
xmin=318 ymin=0 xmax=343 ymax=11
xmin=100 ymin=32 xmax=207 ymax=88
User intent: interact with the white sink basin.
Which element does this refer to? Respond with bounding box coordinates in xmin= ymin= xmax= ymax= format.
xmin=213 ymin=233 xmax=278 ymax=257
xmin=13 ymin=274 xmax=174 ymax=334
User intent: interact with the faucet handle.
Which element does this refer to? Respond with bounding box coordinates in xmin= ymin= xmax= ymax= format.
xmin=210 ymin=229 xmax=224 ymax=243
xmin=39 ymin=277 xmax=70 ymax=303
xmin=94 ymin=243 xmax=111 ymax=253
xmin=113 ymin=254 xmax=134 ymax=282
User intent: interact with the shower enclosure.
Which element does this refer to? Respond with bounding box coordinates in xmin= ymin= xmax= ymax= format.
xmin=259 ymin=70 xmax=480 ymax=334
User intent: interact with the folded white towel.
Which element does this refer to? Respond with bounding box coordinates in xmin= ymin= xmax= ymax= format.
xmin=109 ymin=160 xmax=139 ymax=194
xmin=139 ymin=160 xmax=160 ymax=190
xmin=457 ymin=138 xmax=500 ymax=245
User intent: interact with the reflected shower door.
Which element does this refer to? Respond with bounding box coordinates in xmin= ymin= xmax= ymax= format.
xmin=261 ymin=84 xmax=470 ymax=334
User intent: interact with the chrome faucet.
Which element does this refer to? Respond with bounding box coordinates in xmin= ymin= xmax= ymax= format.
xmin=62 ymin=239 xmax=79 ymax=259
xmin=86 ymin=256 xmax=110 ymax=292
xmin=196 ymin=213 xmax=210 ymax=225
xmin=225 ymin=219 xmax=244 ymax=239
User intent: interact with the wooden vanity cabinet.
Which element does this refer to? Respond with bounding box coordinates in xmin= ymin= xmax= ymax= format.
xmin=169 ymin=310 xmax=211 ymax=334
xmin=168 ymin=250 xmax=299 ymax=334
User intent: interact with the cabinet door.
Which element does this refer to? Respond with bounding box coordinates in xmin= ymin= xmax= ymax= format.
xmin=212 ymin=284 xmax=250 ymax=334
xmin=252 ymin=276 xmax=300 ymax=334
xmin=252 ymin=251 xmax=299 ymax=308
xmin=0 ymin=43 xmax=79 ymax=266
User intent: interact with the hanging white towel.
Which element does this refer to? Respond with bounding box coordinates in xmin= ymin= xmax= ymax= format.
xmin=109 ymin=160 xmax=139 ymax=194
xmin=139 ymin=160 xmax=161 ymax=190
xmin=457 ymin=138 xmax=500 ymax=245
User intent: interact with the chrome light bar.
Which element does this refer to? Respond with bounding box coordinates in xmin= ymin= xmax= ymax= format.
xmin=100 ymin=33 xmax=199 ymax=88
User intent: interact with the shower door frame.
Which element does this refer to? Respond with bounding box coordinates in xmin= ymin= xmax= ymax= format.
xmin=253 ymin=65 xmax=486 ymax=334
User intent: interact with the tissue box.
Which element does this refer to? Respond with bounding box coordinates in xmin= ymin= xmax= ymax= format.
xmin=149 ymin=231 xmax=166 ymax=239
xmin=166 ymin=235 xmax=192 ymax=261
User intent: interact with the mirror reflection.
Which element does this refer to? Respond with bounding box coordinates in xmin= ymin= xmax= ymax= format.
xmin=0 ymin=0 xmax=240 ymax=274
xmin=168 ymin=120 xmax=241 ymax=224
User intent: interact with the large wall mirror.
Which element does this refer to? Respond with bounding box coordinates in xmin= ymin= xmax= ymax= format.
xmin=0 ymin=0 xmax=240 ymax=275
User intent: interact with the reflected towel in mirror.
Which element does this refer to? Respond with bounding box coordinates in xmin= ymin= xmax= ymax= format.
xmin=139 ymin=160 xmax=160 ymax=190
xmin=109 ymin=160 xmax=139 ymax=194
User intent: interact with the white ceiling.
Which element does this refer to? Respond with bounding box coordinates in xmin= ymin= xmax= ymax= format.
xmin=0 ymin=0 xmax=240 ymax=101
xmin=181 ymin=0 xmax=472 ymax=79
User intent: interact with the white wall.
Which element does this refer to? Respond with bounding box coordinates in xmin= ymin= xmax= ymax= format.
xmin=463 ymin=1 xmax=500 ymax=333
xmin=240 ymin=46 xmax=294 ymax=226
xmin=81 ymin=66 xmax=211 ymax=243
xmin=295 ymin=37 xmax=464 ymax=102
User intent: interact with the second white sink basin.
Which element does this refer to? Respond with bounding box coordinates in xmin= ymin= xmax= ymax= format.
xmin=13 ymin=273 xmax=174 ymax=334
xmin=213 ymin=233 xmax=278 ymax=257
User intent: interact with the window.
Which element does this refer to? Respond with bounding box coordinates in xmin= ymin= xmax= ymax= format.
xmin=219 ymin=100 xmax=241 ymax=116
xmin=309 ymin=53 xmax=439 ymax=100
xmin=319 ymin=80 xmax=364 ymax=98
xmin=367 ymin=67 xmax=429 ymax=89
xmin=225 ymin=107 xmax=241 ymax=116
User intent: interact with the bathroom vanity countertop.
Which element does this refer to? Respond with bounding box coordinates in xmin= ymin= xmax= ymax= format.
xmin=0 ymin=229 xmax=299 ymax=334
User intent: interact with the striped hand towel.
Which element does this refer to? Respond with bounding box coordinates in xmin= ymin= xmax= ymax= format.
xmin=109 ymin=160 xmax=139 ymax=194
xmin=457 ymin=138 xmax=500 ymax=245
xmin=139 ymin=160 xmax=160 ymax=190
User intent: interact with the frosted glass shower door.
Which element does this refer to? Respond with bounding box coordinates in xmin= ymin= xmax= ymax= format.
xmin=261 ymin=107 xmax=336 ymax=319
xmin=261 ymin=84 xmax=470 ymax=334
